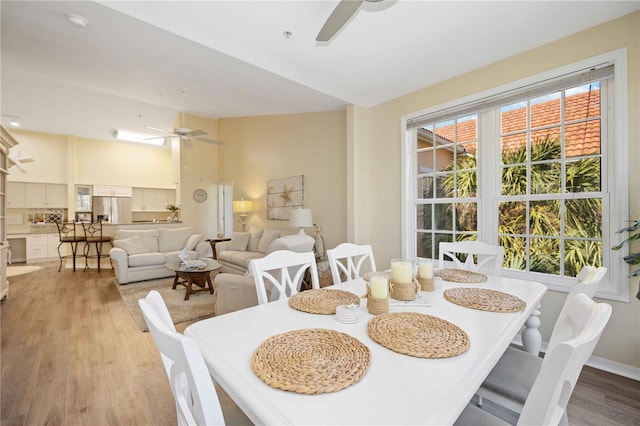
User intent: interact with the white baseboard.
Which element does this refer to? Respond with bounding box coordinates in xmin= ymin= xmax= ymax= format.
xmin=511 ymin=336 xmax=640 ymax=381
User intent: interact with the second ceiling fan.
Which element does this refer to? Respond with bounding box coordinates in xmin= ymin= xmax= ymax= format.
xmin=316 ymin=0 xmax=388 ymax=42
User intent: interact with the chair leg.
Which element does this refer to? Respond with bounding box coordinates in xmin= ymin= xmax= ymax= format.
xmin=58 ymin=243 xmax=63 ymax=272
xmin=83 ymin=241 xmax=90 ymax=272
xmin=96 ymin=242 xmax=103 ymax=272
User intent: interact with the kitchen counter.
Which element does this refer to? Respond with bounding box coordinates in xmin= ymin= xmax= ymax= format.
xmin=7 ymin=221 xmax=183 ymax=236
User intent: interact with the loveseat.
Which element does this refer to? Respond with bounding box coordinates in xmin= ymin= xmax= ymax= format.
xmin=109 ymin=227 xmax=211 ymax=284
xmin=215 ymin=227 xmax=315 ymax=274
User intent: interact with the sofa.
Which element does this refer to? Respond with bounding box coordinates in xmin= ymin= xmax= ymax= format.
xmin=109 ymin=227 xmax=211 ymax=284
xmin=215 ymin=227 xmax=315 ymax=274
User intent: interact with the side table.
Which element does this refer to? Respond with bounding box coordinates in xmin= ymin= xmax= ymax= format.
xmin=206 ymin=238 xmax=231 ymax=259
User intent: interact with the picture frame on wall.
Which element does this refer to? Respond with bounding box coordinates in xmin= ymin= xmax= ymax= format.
xmin=267 ymin=175 xmax=304 ymax=220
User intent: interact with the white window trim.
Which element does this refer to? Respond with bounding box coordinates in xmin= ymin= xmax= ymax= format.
xmin=401 ymin=48 xmax=629 ymax=302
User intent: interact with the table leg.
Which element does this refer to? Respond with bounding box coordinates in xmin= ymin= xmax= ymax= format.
xmin=522 ymin=303 xmax=542 ymax=356
xmin=206 ymin=273 xmax=214 ymax=295
xmin=172 ymin=274 xmax=180 ymax=290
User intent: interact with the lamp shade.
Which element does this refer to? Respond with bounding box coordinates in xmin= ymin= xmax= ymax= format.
xmin=233 ymin=199 xmax=253 ymax=213
xmin=289 ymin=208 xmax=313 ymax=228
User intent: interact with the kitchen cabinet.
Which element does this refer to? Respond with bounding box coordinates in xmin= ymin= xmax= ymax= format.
xmin=26 ymin=233 xmax=70 ymax=262
xmin=93 ymin=185 xmax=132 ymax=197
xmin=7 ymin=182 xmax=26 ymax=208
xmin=25 ymin=183 xmax=66 ymax=208
xmin=132 ymin=188 xmax=176 ymax=211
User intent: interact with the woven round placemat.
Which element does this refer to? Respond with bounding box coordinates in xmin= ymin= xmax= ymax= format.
xmin=435 ymin=268 xmax=488 ymax=283
xmin=367 ymin=312 xmax=470 ymax=358
xmin=252 ymin=328 xmax=371 ymax=394
xmin=444 ymin=288 xmax=526 ymax=312
xmin=288 ymin=288 xmax=360 ymax=314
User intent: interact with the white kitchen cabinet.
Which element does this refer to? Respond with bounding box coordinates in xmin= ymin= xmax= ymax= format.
xmin=93 ymin=185 xmax=132 ymax=197
xmin=6 ymin=182 xmax=26 ymax=208
xmin=26 ymin=233 xmax=70 ymax=262
xmin=132 ymin=188 xmax=175 ymax=211
xmin=24 ymin=183 xmax=67 ymax=208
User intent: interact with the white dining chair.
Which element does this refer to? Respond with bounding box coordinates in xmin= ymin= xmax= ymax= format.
xmin=455 ymin=293 xmax=612 ymax=426
xmin=249 ymin=250 xmax=319 ymax=305
xmin=326 ymin=242 xmax=377 ymax=285
xmin=474 ymin=267 xmax=608 ymax=417
xmin=438 ymin=241 xmax=505 ymax=274
xmin=138 ymin=291 xmax=226 ymax=426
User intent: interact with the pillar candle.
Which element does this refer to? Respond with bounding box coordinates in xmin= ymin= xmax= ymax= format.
xmin=391 ymin=261 xmax=413 ymax=284
xmin=369 ymin=276 xmax=389 ymax=299
xmin=418 ymin=262 xmax=433 ymax=279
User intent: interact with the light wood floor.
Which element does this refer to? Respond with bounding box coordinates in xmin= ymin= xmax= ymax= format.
xmin=2 ymin=262 xmax=639 ymax=425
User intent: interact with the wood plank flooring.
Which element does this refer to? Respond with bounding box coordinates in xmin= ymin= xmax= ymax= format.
xmin=2 ymin=261 xmax=639 ymax=425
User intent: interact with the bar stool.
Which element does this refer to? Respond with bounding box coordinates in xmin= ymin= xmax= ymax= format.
xmin=55 ymin=220 xmax=86 ymax=272
xmin=81 ymin=220 xmax=113 ymax=272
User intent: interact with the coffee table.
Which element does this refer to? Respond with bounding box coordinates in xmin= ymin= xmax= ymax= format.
xmin=165 ymin=258 xmax=221 ymax=300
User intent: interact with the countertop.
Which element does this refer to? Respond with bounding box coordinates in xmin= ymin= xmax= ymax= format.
xmin=7 ymin=221 xmax=183 ymax=236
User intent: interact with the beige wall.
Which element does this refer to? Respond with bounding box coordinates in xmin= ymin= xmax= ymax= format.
xmin=353 ymin=11 xmax=640 ymax=368
xmin=218 ymin=110 xmax=347 ymax=251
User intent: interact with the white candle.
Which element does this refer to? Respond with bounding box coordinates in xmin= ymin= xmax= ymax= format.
xmin=418 ymin=262 xmax=433 ymax=279
xmin=391 ymin=261 xmax=413 ymax=284
xmin=369 ymin=276 xmax=389 ymax=299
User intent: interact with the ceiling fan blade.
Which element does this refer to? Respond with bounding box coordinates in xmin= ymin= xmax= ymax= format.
xmin=187 ymin=129 xmax=207 ymax=137
xmin=195 ymin=137 xmax=226 ymax=147
xmin=8 ymin=157 xmax=26 ymax=172
xmin=316 ymin=0 xmax=364 ymax=42
xmin=144 ymin=135 xmax=172 ymax=140
xmin=182 ymin=137 xmax=193 ymax=149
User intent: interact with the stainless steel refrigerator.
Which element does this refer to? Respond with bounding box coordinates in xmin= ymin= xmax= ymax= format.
xmin=92 ymin=196 xmax=132 ymax=224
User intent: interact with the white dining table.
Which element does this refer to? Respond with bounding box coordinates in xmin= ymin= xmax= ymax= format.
xmin=185 ymin=275 xmax=546 ymax=425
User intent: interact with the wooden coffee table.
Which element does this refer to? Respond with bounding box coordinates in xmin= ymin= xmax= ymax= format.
xmin=165 ymin=258 xmax=222 ymax=300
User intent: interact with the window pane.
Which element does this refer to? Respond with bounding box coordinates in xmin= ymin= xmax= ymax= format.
xmin=434 ymin=120 xmax=454 ymax=141
xmin=565 ymin=198 xmax=602 ymax=238
xmin=501 ymin=134 xmax=527 ymax=164
xmin=530 ymin=200 xmax=560 ymax=236
xmin=530 ymin=237 xmax=560 ymax=275
xmin=417 ymin=232 xmax=433 ymax=259
xmin=501 ymin=103 xmax=527 ymax=133
xmin=501 ymin=165 xmax=527 ymax=196
xmin=531 ymin=92 xmax=561 ymax=127
xmin=565 ymin=158 xmax=601 ymax=193
xmin=531 ymin=130 xmax=561 ymax=160
xmin=434 ymin=233 xmax=453 ymax=260
xmin=500 ymin=235 xmax=527 ymax=270
xmin=417 ymin=204 xmax=432 ymax=230
xmin=531 ymin=162 xmax=561 ymax=194
xmin=456 ymin=203 xmax=477 ymax=232
xmin=456 ymin=171 xmax=477 ymax=197
xmin=437 ymin=173 xmax=454 ymax=199
xmin=418 ymin=126 xmax=436 ymax=149
xmin=564 ymin=239 xmax=602 ymax=277
xmin=418 ymin=176 xmax=434 ymax=199
xmin=417 ymin=150 xmax=434 ymax=175
xmin=499 ymin=201 xmax=527 ymax=235
xmin=565 ymin=120 xmax=601 ymax=157
xmin=565 ymin=83 xmax=600 ymax=120
xmin=456 ymin=115 xmax=477 ymax=143
xmin=434 ymin=203 xmax=453 ymax=231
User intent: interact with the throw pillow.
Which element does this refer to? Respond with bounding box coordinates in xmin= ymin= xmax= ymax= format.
xmin=183 ymin=234 xmax=202 ymax=251
xmin=229 ymin=232 xmax=250 ymax=251
xmin=113 ymin=236 xmax=150 ymax=255
xmin=258 ymin=228 xmax=281 ymax=254
xmin=158 ymin=227 xmax=193 ymax=253
xmin=247 ymin=228 xmax=264 ymax=252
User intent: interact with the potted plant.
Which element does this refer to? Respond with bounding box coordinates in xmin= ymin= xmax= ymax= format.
xmin=612 ymin=219 xmax=640 ymax=300
xmin=166 ymin=202 xmax=181 ymax=222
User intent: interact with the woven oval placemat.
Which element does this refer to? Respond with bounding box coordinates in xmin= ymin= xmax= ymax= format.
xmin=435 ymin=268 xmax=488 ymax=283
xmin=252 ymin=328 xmax=371 ymax=394
xmin=444 ymin=288 xmax=526 ymax=312
xmin=367 ymin=312 xmax=470 ymax=358
xmin=288 ymin=288 xmax=361 ymax=314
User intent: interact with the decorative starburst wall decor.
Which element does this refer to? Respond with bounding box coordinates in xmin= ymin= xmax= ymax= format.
xmin=267 ymin=175 xmax=304 ymax=220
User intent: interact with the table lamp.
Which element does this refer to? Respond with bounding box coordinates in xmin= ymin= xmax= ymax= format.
xmin=289 ymin=208 xmax=313 ymax=235
xmin=232 ymin=199 xmax=253 ymax=231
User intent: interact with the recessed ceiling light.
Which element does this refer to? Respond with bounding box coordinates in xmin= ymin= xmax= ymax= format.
xmin=67 ymin=13 xmax=89 ymax=28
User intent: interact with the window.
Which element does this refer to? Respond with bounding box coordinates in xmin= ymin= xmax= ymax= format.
xmin=403 ymin=50 xmax=629 ymax=301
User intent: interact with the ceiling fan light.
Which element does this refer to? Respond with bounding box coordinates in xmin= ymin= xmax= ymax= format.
xmin=114 ymin=130 xmax=164 ymax=146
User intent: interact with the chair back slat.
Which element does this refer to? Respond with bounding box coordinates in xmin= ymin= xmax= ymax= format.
xmin=438 ymin=241 xmax=504 ymax=274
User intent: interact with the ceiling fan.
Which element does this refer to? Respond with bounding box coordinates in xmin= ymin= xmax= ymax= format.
xmin=147 ymin=88 xmax=225 ymax=149
xmin=316 ymin=0 xmax=388 ymax=42
xmin=8 ymin=152 xmax=34 ymax=172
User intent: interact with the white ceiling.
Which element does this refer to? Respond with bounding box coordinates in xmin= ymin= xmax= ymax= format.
xmin=1 ymin=0 xmax=638 ymax=143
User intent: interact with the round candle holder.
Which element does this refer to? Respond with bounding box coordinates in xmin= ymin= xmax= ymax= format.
xmin=389 ymin=279 xmax=420 ymax=301
xmin=417 ymin=276 xmax=435 ymax=292
xmin=366 ymin=286 xmax=389 ymax=315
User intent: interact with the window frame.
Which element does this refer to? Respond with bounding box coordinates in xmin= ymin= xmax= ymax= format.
xmin=401 ymin=49 xmax=629 ymax=301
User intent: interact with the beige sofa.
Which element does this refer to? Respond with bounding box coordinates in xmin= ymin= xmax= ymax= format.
xmin=109 ymin=227 xmax=211 ymax=284
xmin=215 ymin=227 xmax=314 ymax=274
